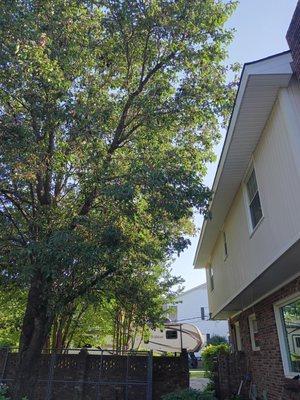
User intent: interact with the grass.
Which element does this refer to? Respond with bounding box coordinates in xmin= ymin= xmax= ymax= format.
xmin=189 ymin=369 xmax=206 ymax=379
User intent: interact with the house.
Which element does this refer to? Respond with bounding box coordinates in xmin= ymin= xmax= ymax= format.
xmin=193 ymin=3 xmax=300 ymax=399
xmin=169 ymin=283 xmax=228 ymax=350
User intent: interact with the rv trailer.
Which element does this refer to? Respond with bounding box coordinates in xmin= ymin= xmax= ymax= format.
xmin=142 ymin=322 xmax=204 ymax=353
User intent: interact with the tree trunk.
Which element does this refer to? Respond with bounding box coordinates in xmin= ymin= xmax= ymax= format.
xmin=13 ymin=272 xmax=53 ymax=400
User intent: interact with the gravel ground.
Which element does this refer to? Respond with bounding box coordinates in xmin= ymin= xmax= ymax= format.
xmin=190 ymin=377 xmax=210 ymax=391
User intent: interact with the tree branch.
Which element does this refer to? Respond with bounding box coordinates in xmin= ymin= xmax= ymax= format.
xmin=76 ymin=50 xmax=177 ymax=220
xmin=0 ymin=202 xmax=27 ymax=246
xmin=1 ymin=192 xmax=31 ymax=224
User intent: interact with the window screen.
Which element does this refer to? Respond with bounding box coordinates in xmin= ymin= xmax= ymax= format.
xmin=246 ymin=169 xmax=263 ymax=229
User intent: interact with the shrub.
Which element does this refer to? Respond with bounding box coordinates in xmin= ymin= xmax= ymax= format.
xmin=0 ymin=384 xmax=27 ymax=400
xmin=162 ymin=389 xmax=215 ymax=400
xmin=201 ymin=343 xmax=229 ymax=378
xmin=0 ymin=384 xmax=9 ymax=400
xmin=202 ymin=381 xmax=215 ymax=393
xmin=206 ymin=335 xmax=227 ymax=345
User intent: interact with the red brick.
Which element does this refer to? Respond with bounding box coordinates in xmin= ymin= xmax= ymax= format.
xmin=215 ymin=277 xmax=300 ymax=400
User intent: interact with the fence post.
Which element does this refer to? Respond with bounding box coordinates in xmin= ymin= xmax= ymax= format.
xmin=181 ymin=349 xmax=189 ymax=389
xmin=45 ymin=352 xmax=57 ymax=400
xmin=95 ymin=350 xmax=103 ymax=400
xmin=146 ymin=350 xmax=153 ymax=400
xmin=125 ymin=353 xmax=129 ymax=400
xmin=75 ymin=348 xmax=88 ymax=400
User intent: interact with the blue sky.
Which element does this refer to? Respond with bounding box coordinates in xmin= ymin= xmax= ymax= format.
xmin=171 ymin=0 xmax=298 ymax=290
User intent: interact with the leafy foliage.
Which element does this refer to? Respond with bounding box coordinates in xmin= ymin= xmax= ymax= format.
xmin=0 ymin=384 xmax=27 ymax=400
xmin=206 ymin=334 xmax=228 ymax=346
xmin=49 ymin=263 xmax=182 ymax=351
xmin=0 ymin=384 xmax=9 ymax=400
xmin=0 ymin=290 xmax=25 ymax=348
xmin=65 ymin=301 xmax=115 ymax=349
xmin=109 ymin=263 xmax=182 ymax=351
xmin=202 ymin=343 xmax=229 ymax=378
xmin=0 ymin=0 xmax=237 ymax=396
xmin=0 ymin=0 xmax=237 ymax=307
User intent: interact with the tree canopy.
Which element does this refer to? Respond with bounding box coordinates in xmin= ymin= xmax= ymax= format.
xmin=0 ymin=1 xmax=237 ymax=398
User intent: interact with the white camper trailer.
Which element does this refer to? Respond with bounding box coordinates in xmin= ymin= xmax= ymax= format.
xmin=74 ymin=322 xmax=204 ymax=357
xmin=142 ymin=323 xmax=204 ymax=353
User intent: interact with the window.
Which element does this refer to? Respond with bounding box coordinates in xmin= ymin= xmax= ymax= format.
xmin=206 ymin=333 xmax=211 ymax=344
xmin=245 ymin=168 xmax=263 ymax=230
xmin=166 ymin=330 xmax=178 ymax=339
xmin=234 ymin=321 xmax=242 ymax=351
xmin=249 ymin=314 xmax=260 ymax=351
xmin=208 ymin=266 xmax=214 ymax=291
xmin=274 ymin=295 xmax=300 ymax=377
xmin=201 ymin=307 xmax=205 ymax=320
xmin=223 ymin=231 xmax=228 ymax=259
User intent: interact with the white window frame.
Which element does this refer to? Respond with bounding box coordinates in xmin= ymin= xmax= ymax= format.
xmin=234 ymin=321 xmax=242 ymax=351
xmin=274 ymin=292 xmax=300 ymax=378
xmin=248 ymin=313 xmax=260 ymax=351
xmin=294 ymin=336 xmax=300 ymax=349
xmin=242 ymin=161 xmax=264 ymax=236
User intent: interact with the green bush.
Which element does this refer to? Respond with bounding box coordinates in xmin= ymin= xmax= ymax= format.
xmin=202 ymin=381 xmax=215 ymax=393
xmin=0 ymin=384 xmax=27 ymax=400
xmin=0 ymin=384 xmax=10 ymax=400
xmin=162 ymin=389 xmax=215 ymax=400
xmin=201 ymin=343 xmax=229 ymax=378
xmin=206 ymin=335 xmax=227 ymax=345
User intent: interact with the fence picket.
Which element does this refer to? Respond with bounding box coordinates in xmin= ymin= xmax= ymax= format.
xmin=45 ymin=353 xmax=57 ymax=400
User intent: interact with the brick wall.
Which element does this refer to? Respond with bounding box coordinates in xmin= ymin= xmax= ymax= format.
xmin=215 ymin=276 xmax=300 ymax=400
xmin=0 ymin=350 xmax=189 ymax=400
xmin=287 ymin=0 xmax=300 ymax=78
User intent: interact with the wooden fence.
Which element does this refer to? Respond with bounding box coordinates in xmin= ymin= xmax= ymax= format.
xmin=0 ymin=348 xmax=189 ymax=400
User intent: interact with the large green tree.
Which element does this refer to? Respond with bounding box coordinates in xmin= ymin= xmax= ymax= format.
xmin=109 ymin=263 xmax=182 ymax=352
xmin=0 ymin=0 xmax=236 ymax=397
xmin=47 ymin=262 xmax=182 ymax=353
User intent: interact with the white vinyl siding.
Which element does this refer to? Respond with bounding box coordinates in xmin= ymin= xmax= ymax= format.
xmin=207 ymin=79 xmax=300 ymax=318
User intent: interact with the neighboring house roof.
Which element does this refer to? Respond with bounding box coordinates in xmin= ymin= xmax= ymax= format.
xmin=177 ymin=282 xmax=207 ymax=298
xmin=194 ymin=51 xmax=293 ymax=269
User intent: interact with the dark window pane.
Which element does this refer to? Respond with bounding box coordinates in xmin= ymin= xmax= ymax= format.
xmin=209 ymin=267 xmax=214 ymax=291
xmin=201 ymin=307 xmax=205 ymax=320
xmin=166 ymin=330 xmax=178 ymax=339
xmin=249 ymin=192 xmax=263 ymax=228
xmin=252 ymin=317 xmax=260 ymax=348
xmin=247 ymin=170 xmax=258 ymax=202
xmin=223 ymin=232 xmax=228 ymax=257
